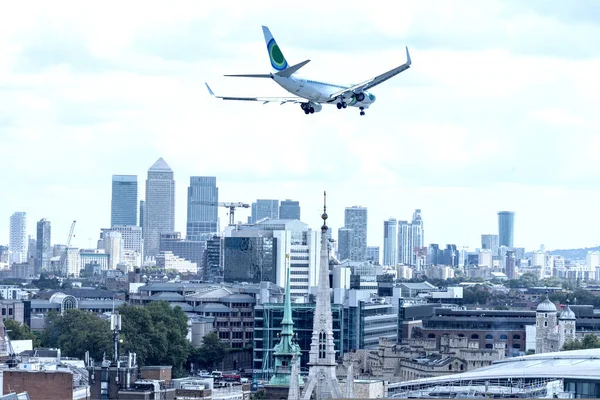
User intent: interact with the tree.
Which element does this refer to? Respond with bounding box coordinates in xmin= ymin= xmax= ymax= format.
xmin=5 ymin=319 xmax=41 ymax=348
xmin=118 ymin=301 xmax=191 ymax=377
xmin=32 ymin=274 xmax=61 ymax=290
xmin=190 ymin=332 xmax=228 ymax=371
xmin=562 ymin=334 xmax=600 ymax=351
xmin=40 ymin=309 xmax=112 ymax=360
xmin=463 ymin=285 xmax=491 ymax=305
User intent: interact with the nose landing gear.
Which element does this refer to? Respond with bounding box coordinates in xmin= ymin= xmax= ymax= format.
xmin=360 ymin=107 xmax=365 ymax=116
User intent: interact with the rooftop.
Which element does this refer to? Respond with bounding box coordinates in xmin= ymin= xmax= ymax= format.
xmin=391 ymin=348 xmax=600 ymax=388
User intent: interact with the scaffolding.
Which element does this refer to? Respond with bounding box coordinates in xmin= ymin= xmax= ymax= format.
xmin=388 ymin=377 xmax=567 ymax=398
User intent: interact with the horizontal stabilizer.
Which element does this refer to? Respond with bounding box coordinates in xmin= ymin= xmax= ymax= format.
xmin=205 ymin=82 xmax=303 ymax=104
xmin=275 ymin=59 xmax=311 ymax=77
xmin=224 ymin=74 xmax=272 ymax=78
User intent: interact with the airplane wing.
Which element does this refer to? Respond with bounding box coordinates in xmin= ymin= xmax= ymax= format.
xmin=205 ymin=83 xmax=303 ymax=105
xmin=329 ymin=46 xmax=412 ymax=100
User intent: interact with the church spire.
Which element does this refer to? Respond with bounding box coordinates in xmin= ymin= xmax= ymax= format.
xmin=301 ymin=191 xmax=342 ymax=399
xmin=281 ymin=257 xmax=294 ymax=334
xmin=268 ymin=252 xmax=303 ymax=387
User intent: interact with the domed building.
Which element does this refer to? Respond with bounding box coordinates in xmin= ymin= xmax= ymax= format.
xmin=535 ymin=295 xmax=576 ymax=354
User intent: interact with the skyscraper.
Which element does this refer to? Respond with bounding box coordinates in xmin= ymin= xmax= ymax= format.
xmin=186 ymin=176 xmax=218 ymax=240
xmin=397 ymin=209 xmax=425 ymax=267
xmin=139 ymin=200 xmax=145 ymax=230
xmin=9 ymin=212 xmax=27 ymax=264
xmin=383 ymin=218 xmax=398 ymax=266
xmin=481 ymin=234 xmax=499 ymax=255
xmin=144 ymin=158 xmax=175 ymax=258
xmin=498 ymin=211 xmax=515 ymax=248
xmin=111 ymin=175 xmax=138 ymax=227
xmin=251 ymin=199 xmax=279 ymax=223
xmin=279 ymin=199 xmax=301 ymax=220
xmin=35 ymin=218 xmax=51 ymax=275
xmin=344 ymin=206 xmax=367 ymax=262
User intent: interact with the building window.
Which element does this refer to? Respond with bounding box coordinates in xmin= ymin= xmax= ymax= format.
xmin=428 ymin=333 xmax=436 ymax=339
xmin=513 ymin=334 xmax=521 ymax=340
xmin=544 ymin=321 xmax=548 ymax=327
xmin=500 ymin=335 xmax=508 ymax=340
xmin=471 ymin=334 xmax=479 ymax=340
xmin=485 ymin=334 xmax=493 ymax=340
xmin=319 ymin=331 xmax=326 ymax=359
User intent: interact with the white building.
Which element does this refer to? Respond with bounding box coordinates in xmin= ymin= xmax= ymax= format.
xmin=156 ymin=251 xmax=197 ymax=273
xmin=79 ymin=249 xmax=109 ymax=270
xmin=103 ymin=231 xmax=123 ymax=269
xmin=531 ymin=250 xmax=546 ymax=267
xmin=0 ymin=285 xmax=29 ymax=300
xmin=478 ymin=249 xmax=493 ymax=269
xmin=383 ymin=218 xmax=398 ymax=266
xmin=104 ymin=225 xmax=144 ymax=258
xmin=225 ymin=219 xmax=320 ymax=300
xmin=65 ymin=247 xmax=80 ymax=277
xmin=586 ymin=251 xmax=600 ymax=271
xmin=9 ymin=212 xmax=27 ymax=264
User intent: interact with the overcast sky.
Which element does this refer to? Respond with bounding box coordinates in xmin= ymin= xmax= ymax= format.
xmin=2 ymin=1 xmax=600 ymax=253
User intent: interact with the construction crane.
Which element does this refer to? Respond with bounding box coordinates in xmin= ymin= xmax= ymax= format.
xmin=193 ymin=202 xmax=250 ymax=226
xmin=59 ymin=220 xmax=77 ymax=276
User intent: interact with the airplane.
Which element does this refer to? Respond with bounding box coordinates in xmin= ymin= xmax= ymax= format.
xmin=205 ymin=26 xmax=412 ymax=116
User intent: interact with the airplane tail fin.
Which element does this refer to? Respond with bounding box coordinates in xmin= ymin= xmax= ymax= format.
xmin=262 ymin=26 xmax=289 ymax=71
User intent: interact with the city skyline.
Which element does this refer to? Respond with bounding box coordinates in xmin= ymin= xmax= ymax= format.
xmin=2 ymin=2 xmax=600 ymax=252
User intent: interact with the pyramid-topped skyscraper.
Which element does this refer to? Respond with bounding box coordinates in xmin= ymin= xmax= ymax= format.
xmin=143 ymin=157 xmax=175 ymax=258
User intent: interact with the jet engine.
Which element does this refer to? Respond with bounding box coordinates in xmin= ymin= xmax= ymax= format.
xmin=309 ymin=102 xmax=323 ymax=113
xmin=354 ymin=92 xmax=366 ymax=102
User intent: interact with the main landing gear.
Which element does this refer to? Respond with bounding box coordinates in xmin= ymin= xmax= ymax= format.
xmin=300 ymin=102 xmax=314 ymax=115
xmin=360 ymin=107 xmax=365 ymax=116
xmin=336 ymin=101 xmax=347 ymax=110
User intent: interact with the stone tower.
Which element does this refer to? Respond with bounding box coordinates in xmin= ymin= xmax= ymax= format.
xmin=535 ymin=294 xmax=558 ymax=354
xmin=269 ymin=260 xmax=303 ymax=387
xmin=558 ymin=300 xmax=577 ymax=348
xmin=301 ymin=192 xmax=342 ymax=400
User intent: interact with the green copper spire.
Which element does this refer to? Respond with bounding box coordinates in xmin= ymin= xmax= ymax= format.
xmin=268 ymin=255 xmax=304 ymax=386
xmin=281 ymin=257 xmax=293 ymax=333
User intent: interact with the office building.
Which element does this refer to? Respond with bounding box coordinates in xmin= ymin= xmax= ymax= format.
xmin=251 ymin=199 xmax=279 ymax=223
xmin=383 ymin=218 xmax=398 ymax=266
xmin=110 ymin=175 xmax=138 ymax=227
xmin=186 ymin=176 xmax=218 ymax=240
xmin=337 ymin=228 xmax=352 ymax=261
xmin=9 ymin=212 xmax=27 ymax=264
xmin=159 ymin=232 xmax=206 ymax=273
xmin=367 ymin=246 xmax=380 ymax=265
xmin=143 ymin=158 xmax=175 ymax=258
xmin=204 ymin=235 xmax=222 ymax=282
xmin=398 ymin=209 xmax=425 ymax=267
xmin=223 ymin=219 xmax=319 ymax=299
xmin=506 ymin=250 xmax=517 ymax=280
xmin=35 ymin=218 xmax=51 ymax=274
xmin=279 ymin=199 xmax=300 ymax=220
xmin=344 ymin=206 xmax=368 ymax=262
xmin=481 ymin=234 xmax=499 ymax=255
xmin=498 ymin=211 xmax=515 ymax=248
xmin=139 ymin=200 xmax=145 ymax=230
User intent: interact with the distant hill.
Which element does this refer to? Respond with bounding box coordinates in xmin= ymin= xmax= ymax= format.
xmin=547 ymin=246 xmax=600 ymax=260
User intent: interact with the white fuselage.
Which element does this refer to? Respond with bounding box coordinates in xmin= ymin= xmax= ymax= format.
xmin=271 ymin=74 xmax=376 ymax=108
